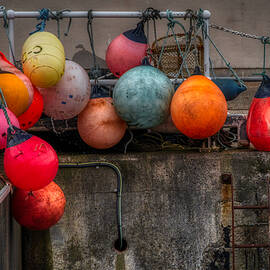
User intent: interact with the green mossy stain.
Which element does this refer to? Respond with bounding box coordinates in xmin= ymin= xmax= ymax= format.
xmin=115 ymin=253 xmax=126 ymax=270
xmin=66 ymin=238 xmax=83 ymax=269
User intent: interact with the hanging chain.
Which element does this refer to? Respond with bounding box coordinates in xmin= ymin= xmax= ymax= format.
xmin=210 ymin=24 xmax=270 ymax=43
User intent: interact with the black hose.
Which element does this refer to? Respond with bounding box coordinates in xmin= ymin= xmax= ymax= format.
xmin=59 ymin=161 xmax=123 ymax=249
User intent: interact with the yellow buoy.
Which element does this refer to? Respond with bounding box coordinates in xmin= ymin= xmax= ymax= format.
xmin=22 ymin=32 xmax=65 ymax=88
xmin=0 ymin=73 xmax=30 ymax=116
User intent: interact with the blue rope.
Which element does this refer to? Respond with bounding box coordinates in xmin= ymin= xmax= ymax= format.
xmin=30 ymin=8 xmax=50 ymax=35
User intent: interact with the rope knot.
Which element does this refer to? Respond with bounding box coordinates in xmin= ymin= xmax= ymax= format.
xmin=30 ymin=8 xmax=51 ymax=35
xmin=38 ymin=8 xmax=50 ymax=21
xmin=0 ymin=6 xmax=8 ymax=29
xmin=141 ymin=7 xmax=161 ymax=24
xmin=261 ymin=36 xmax=270 ymax=44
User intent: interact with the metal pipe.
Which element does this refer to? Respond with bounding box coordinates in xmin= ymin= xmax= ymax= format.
xmin=234 ymin=205 xmax=269 ymax=209
xmin=7 ymin=19 xmax=15 ymax=63
xmin=0 ymin=10 xmax=211 ymax=19
xmin=231 ymin=175 xmax=236 ymax=270
xmin=203 ymin=17 xmax=210 ymax=77
xmin=90 ymin=76 xmax=262 ymax=86
xmin=234 ymin=244 xmax=270 ymax=248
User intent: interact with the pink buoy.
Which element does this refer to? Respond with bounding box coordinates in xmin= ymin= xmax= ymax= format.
xmin=0 ymin=107 xmax=20 ymax=149
xmin=4 ymin=127 xmax=58 ymax=191
xmin=106 ymin=21 xmax=148 ymax=77
xmin=78 ymin=86 xmax=127 ymax=149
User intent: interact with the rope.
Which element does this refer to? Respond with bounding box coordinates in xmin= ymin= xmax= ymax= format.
xmin=124 ymin=129 xmax=134 ymax=154
xmin=195 ymin=9 xmax=246 ymax=87
xmin=87 ymin=10 xmax=101 ymax=80
xmin=30 ymin=8 xmax=50 ymax=35
xmin=0 ymin=88 xmax=15 ymax=133
xmin=140 ymin=7 xmax=161 ymax=61
xmin=59 ymin=161 xmax=124 ymax=250
xmin=0 ymin=6 xmax=17 ymax=67
xmin=158 ymin=10 xmax=190 ymax=78
xmin=176 ymin=10 xmax=203 ymax=78
xmin=50 ymin=9 xmax=72 ymax=39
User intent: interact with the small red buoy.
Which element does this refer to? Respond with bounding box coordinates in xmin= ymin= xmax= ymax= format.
xmin=106 ymin=21 xmax=148 ymax=77
xmin=12 ymin=181 xmax=66 ymax=230
xmin=246 ymin=75 xmax=270 ymax=150
xmin=18 ymin=87 xmax=44 ymax=130
xmin=4 ymin=127 xmax=58 ymax=191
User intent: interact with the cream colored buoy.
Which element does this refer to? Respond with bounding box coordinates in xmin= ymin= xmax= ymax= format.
xmin=22 ymin=32 xmax=65 ymax=88
xmin=38 ymin=60 xmax=91 ymax=120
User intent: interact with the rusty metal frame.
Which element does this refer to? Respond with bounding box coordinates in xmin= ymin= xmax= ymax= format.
xmin=231 ymin=175 xmax=270 ymax=270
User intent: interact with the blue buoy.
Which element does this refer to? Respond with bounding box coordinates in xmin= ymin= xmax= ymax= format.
xmin=212 ymin=78 xmax=247 ymax=101
xmin=113 ymin=65 xmax=174 ymax=129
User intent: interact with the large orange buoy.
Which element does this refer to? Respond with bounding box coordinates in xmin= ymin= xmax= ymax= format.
xmin=171 ymin=75 xmax=227 ymax=139
xmin=78 ymin=88 xmax=127 ymax=149
xmin=106 ymin=21 xmax=148 ymax=77
xmin=246 ymin=75 xmax=270 ymax=150
xmin=12 ymin=181 xmax=66 ymax=230
xmin=0 ymin=51 xmax=34 ymax=109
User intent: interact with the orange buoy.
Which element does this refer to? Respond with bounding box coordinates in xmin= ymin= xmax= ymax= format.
xmin=171 ymin=75 xmax=227 ymax=139
xmin=77 ymin=94 xmax=127 ymax=149
xmin=0 ymin=51 xmax=34 ymax=109
xmin=12 ymin=181 xmax=66 ymax=230
xmin=0 ymin=73 xmax=30 ymax=117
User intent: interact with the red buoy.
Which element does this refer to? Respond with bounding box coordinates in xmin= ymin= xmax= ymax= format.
xmin=12 ymin=181 xmax=66 ymax=230
xmin=4 ymin=127 xmax=58 ymax=191
xmin=246 ymin=75 xmax=270 ymax=150
xmin=18 ymin=87 xmax=44 ymax=130
xmin=106 ymin=21 xmax=148 ymax=77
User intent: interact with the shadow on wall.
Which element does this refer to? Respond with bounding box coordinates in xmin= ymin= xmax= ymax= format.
xmin=72 ymin=44 xmax=107 ymax=70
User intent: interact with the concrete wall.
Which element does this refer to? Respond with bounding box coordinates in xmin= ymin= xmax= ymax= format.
xmin=1 ymin=0 xmax=270 ymax=71
xmin=21 ymin=151 xmax=270 ymax=270
xmin=0 ymin=193 xmax=21 ymax=270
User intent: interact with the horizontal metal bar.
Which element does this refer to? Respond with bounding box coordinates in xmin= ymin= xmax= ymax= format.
xmin=234 ymin=244 xmax=270 ymax=248
xmin=234 ymin=205 xmax=269 ymax=209
xmin=1 ymin=10 xmax=211 ymax=19
xmin=89 ymin=76 xmax=262 ymax=86
xmin=0 ymin=184 xmax=11 ymax=204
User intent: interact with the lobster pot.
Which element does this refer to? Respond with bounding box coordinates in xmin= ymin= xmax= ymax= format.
xmin=151 ymin=34 xmax=204 ymax=78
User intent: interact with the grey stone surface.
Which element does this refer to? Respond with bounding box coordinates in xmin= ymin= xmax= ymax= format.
xmin=20 ymin=151 xmax=270 ymax=270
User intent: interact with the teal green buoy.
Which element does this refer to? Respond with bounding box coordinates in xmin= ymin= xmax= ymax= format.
xmin=113 ymin=65 xmax=174 ymax=129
